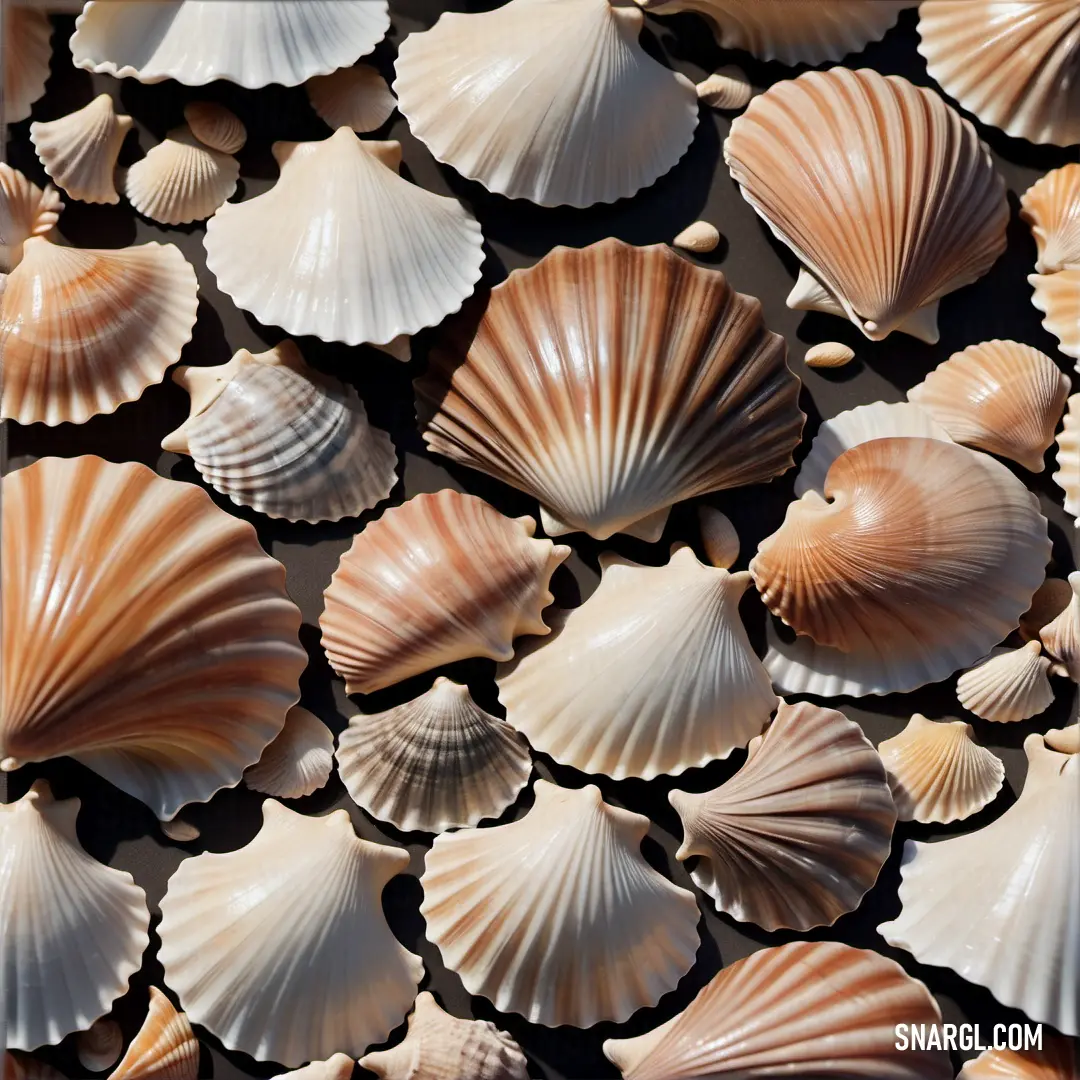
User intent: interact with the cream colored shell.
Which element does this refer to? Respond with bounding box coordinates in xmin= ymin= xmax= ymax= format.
xmin=183 ymin=101 xmax=246 ymax=154
xmin=1021 ymin=164 xmax=1080 ymax=273
xmin=107 ymin=988 xmax=198 ymax=1080
xmin=306 ymin=65 xmax=396 ymax=132
xmin=4 ymin=7 xmax=51 ymax=123
xmin=959 ymin=1036 xmax=1078 ymax=1080
xmin=804 ymin=341 xmax=855 ymax=368
xmin=695 ymin=67 xmax=751 ymax=111
xmin=956 ymin=641 xmax=1054 ymax=723
xmin=0 ymin=163 xmax=62 ymax=272
xmin=77 ymin=1019 xmax=123 ymax=1073
xmin=1030 ymin=269 xmax=1080 ymax=364
xmin=1040 ymin=571 xmax=1080 ymax=681
xmin=1055 ymin=393 xmax=1080 ymax=520
xmin=1046 ymin=724 xmax=1080 ymax=754
xmin=244 ymin=706 xmax=333 ymax=799
xmin=270 ymin=1058 xmax=356 ymax=1080
xmin=698 ymin=506 xmax=739 ymax=569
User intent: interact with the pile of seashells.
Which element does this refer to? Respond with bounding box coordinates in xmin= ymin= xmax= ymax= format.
xmin=1 ymin=1 xmax=1078 ymax=1079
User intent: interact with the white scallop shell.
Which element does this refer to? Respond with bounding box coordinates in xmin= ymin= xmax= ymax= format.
xmin=4 ymin=7 xmax=51 ymax=123
xmin=337 ymin=678 xmax=532 ymax=833
xmin=158 ymin=800 xmax=423 ymax=1066
xmin=70 ymin=0 xmax=391 ymax=88
xmin=204 ymin=130 xmax=484 ymax=346
xmin=695 ymin=66 xmax=751 ymax=111
xmin=1040 ymin=571 xmax=1080 ymax=681
xmin=77 ymin=1019 xmax=123 ymax=1072
xmin=108 ymin=987 xmax=198 ymax=1080
xmin=420 ymin=780 xmax=699 ymax=1027
xmin=161 ymin=341 xmax=397 ymax=523
xmin=270 ymin=1057 xmax=355 ymax=1080
xmin=959 ymin=1035 xmax=1078 ymax=1080
xmin=956 ymin=641 xmax=1054 ymax=723
xmin=0 ymin=163 xmax=62 ymax=272
xmin=698 ymin=506 xmax=738 ymax=569
xmin=243 ymin=706 xmax=333 ymax=799
xmin=307 ymin=65 xmax=396 ymax=132
xmin=1021 ymin=164 xmax=1080 ymax=273
xmin=30 ymin=96 xmax=133 ymax=205
xmin=497 ymin=546 xmax=777 ymax=780
xmin=879 ymin=733 xmax=1080 ymax=1037
xmin=1030 ymin=269 xmax=1080 ymax=364
xmin=394 ymin=0 xmax=698 ymax=208
xmin=1055 ymin=393 xmax=1080 ymax=520
xmin=878 ymin=714 xmax=1004 ymax=824
xmin=182 ymin=101 xmax=246 ymax=154
xmin=1 ymin=781 xmax=150 ymax=1052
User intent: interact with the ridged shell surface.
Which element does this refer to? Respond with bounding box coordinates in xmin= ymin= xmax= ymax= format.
xmin=4 ymin=8 xmax=51 ymax=123
xmin=306 ymin=65 xmax=396 ymax=133
xmin=1021 ymin=164 xmax=1080 ymax=273
xmin=725 ymin=68 xmax=1008 ymax=342
xmin=183 ymin=101 xmax=246 ymax=154
xmin=1055 ymin=393 xmax=1080 ymax=519
xmin=1041 ymin=572 xmax=1080 ymax=680
xmin=0 ymin=163 xmax=61 ymax=272
xmin=959 ymin=1037 xmax=1078 ymax=1079
xmin=417 ymin=239 xmax=804 ymax=541
xmin=1030 ymin=269 xmax=1080 ymax=362
xmin=956 ymin=641 xmax=1054 ymax=723
xmin=243 ymin=706 xmax=333 ymax=799
xmin=0 ymin=457 xmax=306 ymax=820
xmin=158 ymin=801 xmax=423 ymax=1065
xmin=77 ymin=1019 xmax=123 ymax=1072
xmin=698 ymin=507 xmax=739 ymax=569
xmin=108 ymin=988 xmax=198 ymax=1080
xmin=497 ymin=547 xmax=777 ymax=780
xmin=420 ymin=780 xmax=700 ymax=1027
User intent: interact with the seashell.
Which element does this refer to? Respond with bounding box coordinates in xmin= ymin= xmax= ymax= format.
xmin=908 ymin=340 xmax=1069 ymax=471
xmin=244 ymin=705 xmax=333 ymax=799
xmin=0 ymin=163 xmax=62 ymax=272
xmin=917 ymin=0 xmax=1080 ymax=147
xmin=879 ymin=733 xmax=1080 ymax=1036
xmin=1055 ymin=393 xmax=1080 ymax=520
xmin=1046 ymin=724 xmax=1080 ymax=754
xmin=1021 ymin=576 xmax=1075 ymax=642
xmin=804 ymin=341 xmax=855 ymax=368
xmin=669 ymin=700 xmax=895 ymax=931
xmin=696 ymin=65 xmax=751 ymax=111
xmin=30 ymin=95 xmax=133 ymax=205
xmin=497 ymin=546 xmax=777 ymax=780
xmin=416 ymin=239 xmax=804 ymax=541
xmin=672 ymin=220 xmax=721 ymax=253
xmin=752 ymin=438 xmax=1050 ymax=698
xmin=182 ymin=101 xmax=246 ymax=154
xmin=359 ymin=992 xmax=528 ymax=1080
xmin=1029 ymin=269 xmax=1080 ymax=364
xmin=320 ymin=490 xmax=569 ymax=695
xmin=159 ymin=818 xmax=200 ymax=844
xmin=956 ymin=641 xmax=1054 ymax=723
xmin=1 ymin=781 xmax=150 ymax=1051
xmin=158 ymin=800 xmax=423 ymax=1065
xmin=603 ymin=940 xmax=950 ymax=1080
xmin=394 ymin=0 xmax=697 ymax=208
xmin=77 ymin=1019 xmax=123 ymax=1072
xmin=959 ymin=1035 xmax=1078 ymax=1079
xmin=3 ymin=1053 xmax=67 ymax=1080
xmin=204 ymin=130 xmax=484 ymax=346
xmin=107 ymin=987 xmax=198 ymax=1080
xmin=70 ymin=0 xmax=391 ymax=88
xmin=698 ymin=506 xmax=738 ymax=569
xmin=1021 ymin=164 xmax=1080 ymax=273
xmin=420 ymin=779 xmax=699 ymax=1027
xmin=124 ymin=125 xmax=239 ymax=225
xmin=270 ymin=1058 xmax=356 ymax=1080
xmin=337 ymin=678 xmax=532 ymax=833
xmin=306 ymin=64 xmax=396 ymax=133
xmin=4 ymin=7 xmax=51 ymax=123
xmin=0 ymin=235 xmax=199 ymax=426
xmin=877 ymin=714 xmax=1005 ymax=824
xmin=1040 ymin=571 xmax=1080 ymax=680
xmin=725 ymin=68 xmax=1008 ymax=343
xmin=0 ymin=456 xmax=305 ymax=821
xmin=161 ymin=341 xmax=397 ymax=523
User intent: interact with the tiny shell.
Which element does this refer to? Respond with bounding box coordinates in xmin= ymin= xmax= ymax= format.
xmin=270 ymin=1058 xmax=355 ymax=1080
xmin=183 ymin=101 xmax=246 ymax=154
xmin=4 ymin=7 xmax=51 ymax=123
xmin=698 ymin=506 xmax=738 ymax=569
xmin=804 ymin=341 xmax=855 ymax=368
xmin=1055 ymin=393 xmax=1080 ymax=520
xmin=672 ymin=220 xmax=720 ymax=253
xmin=244 ymin=705 xmax=333 ymax=799
xmin=1040 ymin=571 xmax=1080 ymax=680
xmin=107 ymin=987 xmax=198 ymax=1080
xmin=1021 ymin=576 xmax=1075 ymax=642
xmin=307 ymin=65 xmax=397 ymax=132
xmin=77 ymin=1019 xmax=123 ymax=1072
xmin=1030 ymin=269 xmax=1080 ymax=364
xmin=0 ymin=163 xmax=62 ymax=272
xmin=696 ymin=66 xmax=751 ymax=110
xmin=1021 ymin=164 xmax=1080 ymax=273
xmin=956 ymin=641 xmax=1054 ymax=723
xmin=959 ymin=1035 xmax=1078 ymax=1079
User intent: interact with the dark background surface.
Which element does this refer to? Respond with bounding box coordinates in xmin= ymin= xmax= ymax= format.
xmin=3 ymin=4 xmax=1078 ymax=1078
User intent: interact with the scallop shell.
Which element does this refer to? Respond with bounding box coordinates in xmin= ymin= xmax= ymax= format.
xmin=804 ymin=341 xmax=855 ymax=369
xmin=161 ymin=341 xmax=397 ymax=523
xmin=497 ymin=547 xmax=777 ymax=780
xmin=270 ymin=1057 xmax=355 ymax=1080
xmin=182 ymin=101 xmax=246 ymax=154
xmin=1030 ymin=269 xmax=1080 ymax=363
xmin=204 ymin=130 xmax=484 ymax=346
xmin=1021 ymin=164 xmax=1080 ymax=273
xmin=124 ymin=126 xmax=239 ymax=225
xmin=30 ymin=95 xmax=133 ymax=205
xmin=1 ymin=781 xmax=150 ymax=1051
xmin=394 ymin=0 xmax=697 ymax=208
xmin=337 ymin=678 xmax=532 ymax=833
xmin=669 ymin=700 xmax=895 ymax=932
xmin=420 ymin=780 xmax=699 ymax=1027
xmin=1046 ymin=724 xmax=1080 ymax=754
xmin=416 ymin=239 xmax=804 ymax=541
xmin=4 ymin=7 xmax=51 ymax=123
xmin=878 ymin=714 xmax=1004 ymax=824
xmin=108 ymin=988 xmax=197 ymax=1080
xmin=4 ymin=1053 xmax=67 ymax=1080
xmin=0 ymin=456 xmax=305 ymax=821
xmin=695 ymin=66 xmax=751 ymax=111
xmin=0 ymin=236 xmax=199 ymax=426
xmin=1041 ymin=572 xmax=1080 ymax=680
xmin=879 ymin=733 xmax=1080 ymax=1036
xmin=0 ymin=163 xmax=62 ymax=272
xmin=70 ymin=0 xmax=391 ymax=88
xmin=602 ymin=940 xmax=950 ymax=1080
xmin=908 ymin=340 xmax=1069 ymax=471
xmin=959 ymin=1036 xmax=1078 ymax=1080
xmin=753 ymin=437 xmax=1050 ymax=697
xmin=956 ymin=641 xmax=1054 ymax=723
xmin=358 ymin=993 xmax=529 ymax=1080
xmin=725 ymin=68 xmax=1008 ymax=343
xmin=320 ymin=490 xmax=569 ymax=695
xmin=306 ymin=65 xmax=396 ymax=132
xmin=243 ymin=706 xmax=333 ymax=799
xmin=1021 ymin=576 xmax=1075 ymax=642
xmin=672 ymin=220 xmax=721 ymax=253
xmin=158 ymin=800 xmax=423 ymax=1065
xmin=698 ymin=506 xmax=738 ymax=569
xmin=77 ymin=1019 xmax=123 ymax=1073
xmin=917 ymin=0 xmax=1080 ymax=147
xmin=1055 ymin=393 xmax=1080 ymax=519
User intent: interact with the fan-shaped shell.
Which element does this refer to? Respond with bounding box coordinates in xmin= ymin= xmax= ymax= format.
xmin=124 ymin=126 xmax=239 ymax=225
xmin=1021 ymin=164 xmax=1080 ymax=273
xmin=497 ymin=546 xmax=777 ymax=780
xmin=917 ymin=0 xmax=1080 ymax=147
xmin=908 ymin=340 xmax=1069 ymax=471
xmin=4 ymin=8 xmax=51 ymax=123
xmin=421 ymin=780 xmax=699 ymax=1027
xmin=77 ymin=1019 xmax=123 ymax=1072
xmin=337 ymin=678 xmax=532 ymax=833
xmin=416 ymin=239 xmax=804 ymax=541
xmin=0 ymin=163 xmax=61 ymax=272
xmin=878 ymin=714 xmax=1004 ymax=824
xmin=1 ymin=781 xmax=151 ymax=1052
xmin=108 ymin=988 xmax=198 ymax=1080
xmin=394 ymin=0 xmax=697 ymax=208
xmin=0 ymin=236 xmax=199 ymax=426
xmin=669 ymin=700 xmax=895 ymax=932
xmin=1041 ymin=572 xmax=1080 ymax=680
xmin=182 ymin=101 xmax=246 ymax=154
xmin=1055 ymin=393 xmax=1080 ymax=520
xmin=70 ymin=0 xmax=391 ymax=88
xmin=959 ymin=1036 xmax=1078 ymax=1080
xmin=320 ymin=490 xmax=569 ymax=695
xmin=306 ymin=65 xmax=396 ymax=133
xmin=244 ymin=706 xmax=333 ymax=799
xmin=204 ymin=130 xmax=483 ymax=346
xmin=0 ymin=457 xmax=305 ymax=820
xmin=161 ymin=341 xmax=397 ymax=523
xmin=956 ymin=641 xmax=1054 ymax=723
xmin=359 ymin=992 xmax=529 ymax=1080
xmin=698 ymin=507 xmax=739 ymax=569
xmin=270 ymin=1058 xmax=355 ymax=1080
xmin=30 ymin=95 xmax=132 ymax=205
xmin=751 ymin=438 xmax=1049 ymax=697
xmin=1030 ymin=269 xmax=1080 ymax=363
xmin=725 ymin=68 xmax=1008 ymax=342
xmin=158 ymin=801 xmax=423 ymax=1065
xmin=602 ymin=940 xmax=950 ymax=1080
xmin=879 ymin=734 xmax=1080 ymax=1036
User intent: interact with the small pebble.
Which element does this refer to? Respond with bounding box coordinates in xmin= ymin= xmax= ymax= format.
xmin=698 ymin=506 xmax=739 ymax=569
xmin=696 ymin=65 xmax=753 ymax=110
xmin=805 ymin=341 xmax=855 ymax=368
xmin=160 ymin=818 xmax=201 ymax=842
xmin=673 ymin=220 xmax=721 ymax=254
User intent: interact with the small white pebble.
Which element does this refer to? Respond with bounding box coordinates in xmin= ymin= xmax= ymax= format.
xmin=805 ymin=341 xmax=855 ymax=369
xmin=673 ymin=220 xmax=721 ymax=254
xmin=696 ymin=65 xmax=753 ymax=110
xmin=698 ymin=506 xmax=739 ymax=569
